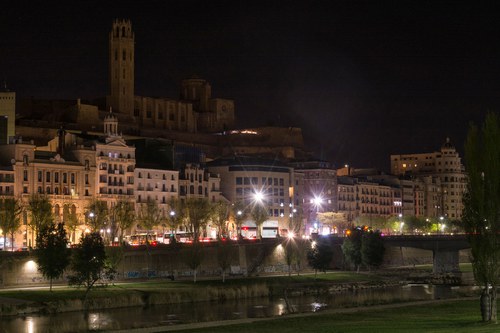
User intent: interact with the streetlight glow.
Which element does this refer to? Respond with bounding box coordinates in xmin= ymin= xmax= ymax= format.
xmin=313 ymin=196 xmax=323 ymax=206
xmin=254 ymin=191 xmax=264 ymax=202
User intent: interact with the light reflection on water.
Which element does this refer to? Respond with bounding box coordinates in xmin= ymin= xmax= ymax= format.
xmin=0 ymin=285 xmax=476 ymax=333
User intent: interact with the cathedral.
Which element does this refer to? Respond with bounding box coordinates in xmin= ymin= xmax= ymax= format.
xmin=13 ymin=19 xmax=306 ymax=161
xmin=106 ymin=19 xmax=235 ymax=133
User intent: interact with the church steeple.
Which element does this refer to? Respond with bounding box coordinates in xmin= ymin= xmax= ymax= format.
xmin=107 ymin=19 xmax=135 ymax=117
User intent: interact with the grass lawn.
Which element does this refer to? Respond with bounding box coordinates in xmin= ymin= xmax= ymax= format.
xmin=171 ymin=300 xmax=497 ymax=333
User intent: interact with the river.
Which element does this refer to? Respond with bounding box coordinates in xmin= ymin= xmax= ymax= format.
xmin=0 ymin=284 xmax=478 ymax=333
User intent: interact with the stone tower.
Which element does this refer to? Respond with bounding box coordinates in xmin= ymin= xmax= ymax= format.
xmin=107 ymin=19 xmax=134 ymax=117
xmin=0 ymin=83 xmax=15 ymax=144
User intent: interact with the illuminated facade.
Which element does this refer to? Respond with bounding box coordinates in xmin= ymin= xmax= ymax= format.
xmin=179 ymin=163 xmax=222 ymax=202
xmin=390 ymin=138 xmax=466 ymax=219
xmin=337 ymin=176 xmax=402 ymax=223
xmin=0 ymin=139 xmax=94 ymax=247
xmin=135 ymin=168 xmax=178 ymax=209
xmin=290 ymin=160 xmax=337 ymax=233
xmin=207 ymin=156 xmax=298 ymax=235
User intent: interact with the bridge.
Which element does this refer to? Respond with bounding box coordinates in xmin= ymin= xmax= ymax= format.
xmin=383 ymin=234 xmax=470 ymax=274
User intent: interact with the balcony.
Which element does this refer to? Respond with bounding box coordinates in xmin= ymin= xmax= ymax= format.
xmin=108 ymin=181 xmax=125 ymax=187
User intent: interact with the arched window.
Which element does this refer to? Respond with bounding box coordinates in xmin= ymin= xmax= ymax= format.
xmin=54 ymin=204 xmax=60 ymax=217
xmin=198 ymin=186 xmax=203 ymax=195
xmin=190 ymin=185 xmax=194 ymax=194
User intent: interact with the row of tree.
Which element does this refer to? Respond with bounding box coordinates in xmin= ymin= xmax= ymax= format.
xmin=317 ymin=212 xmax=463 ymax=235
xmin=1 ymin=193 xmax=293 ymax=250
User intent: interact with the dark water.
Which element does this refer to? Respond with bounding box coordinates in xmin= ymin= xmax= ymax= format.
xmin=0 ymin=285 xmax=477 ymax=333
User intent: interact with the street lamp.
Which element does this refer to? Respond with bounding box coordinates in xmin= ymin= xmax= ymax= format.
xmin=309 ymin=195 xmax=323 ymax=235
xmin=236 ymin=210 xmax=243 ymax=240
xmin=313 ymin=196 xmax=323 ymax=206
xmin=169 ymin=210 xmax=176 ymax=237
xmin=88 ymin=212 xmax=96 ymax=232
xmin=439 ymin=216 xmax=444 ymax=235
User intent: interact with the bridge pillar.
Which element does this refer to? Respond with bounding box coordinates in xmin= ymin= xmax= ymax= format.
xmin=433 ymin=249 xmax=460 ymax=274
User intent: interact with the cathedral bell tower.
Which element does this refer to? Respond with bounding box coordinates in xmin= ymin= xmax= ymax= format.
xmin=107 ymin=19 xmax=135 ymax=117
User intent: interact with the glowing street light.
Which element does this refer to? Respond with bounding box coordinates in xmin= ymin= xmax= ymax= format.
xmin=312 ymin=196 xmax=323 ymax=206
xmin=254 ymin=191 xmax=264 ymax=203
xmin=438 ymin=216 xmax=445 ymax=234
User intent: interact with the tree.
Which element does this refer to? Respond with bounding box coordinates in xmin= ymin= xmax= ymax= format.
xmin=294 ymin=239 xmax=310 ymax=276
xmin=63 ymin=203 xmax=80 ymax=245
xmin=111 ymin=199 xmax=135 ymax=243
xmin=307 ymin=237 xmax=333 ymax=277
xmin=27 ymin=194 xmax=53 ymax=247
xmin=85 ymin=199 xmax=108 ymax=232
xmin=185 ymin=242 xmax=204 ymax=283
xmin=68 ymin=232 xmax=109 ymax=301
xmin=250 ymin=203 xmax=268 ymax=239
xmin=212 ymin=200 xmax=230 ymax=239
xmin=137 ymin=198 xmax=162 ymax=242
xmin=216 ymin=240 xmax=233 ymax=282
xmin=167 ymin=198 xmax=185 ymax=241
xmin=361 ymin=230 xmax=385 ymax=270
xmin=283 ymin=239 xmax=298 ymax=276
xmin=0 ymin=197 xmax=22 ymax=251
xmin=404 ymin=216 xmax=429 ymax=234
xmin=184 ymin=198 xmax=212 ymax=243
xmin=34 ymin=222 xmax=70 ymax=291
xmin=462 ymin=112 xmax=500 ymax=323
xmin=289 ymin=208 xmax=304 ymax=236
xmin=342 ymin=227 xmax=363 ymax=272
xmin=318 ymin=212 xmax=352 ymax=235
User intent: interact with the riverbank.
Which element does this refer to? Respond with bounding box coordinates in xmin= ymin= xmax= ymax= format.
xmin=0 ymin=272 xmax=398 ymax=316
xmin=146 ymin=298 xmax=496 ymax=333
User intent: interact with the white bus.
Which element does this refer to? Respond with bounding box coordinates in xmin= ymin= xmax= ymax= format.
xmin=0 ymin=237 xmax=11 ymax=250
xmin=262 ymin=220 xmax=279 ymax=238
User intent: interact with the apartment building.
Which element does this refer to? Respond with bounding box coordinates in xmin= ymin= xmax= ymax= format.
xmin=390 ymin=138 xmax=466 ymax=219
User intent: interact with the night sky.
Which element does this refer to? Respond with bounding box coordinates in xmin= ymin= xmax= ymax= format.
xmin=1 ymin=1 xmax=499 ymax=172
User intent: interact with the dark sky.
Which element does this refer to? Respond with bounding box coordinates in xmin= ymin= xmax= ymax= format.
xmin=1 ymin=1 xmax=499 ymax=171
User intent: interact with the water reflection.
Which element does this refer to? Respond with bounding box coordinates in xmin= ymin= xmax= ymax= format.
xmin=0 ymin=285 xmax=476 ymax=333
